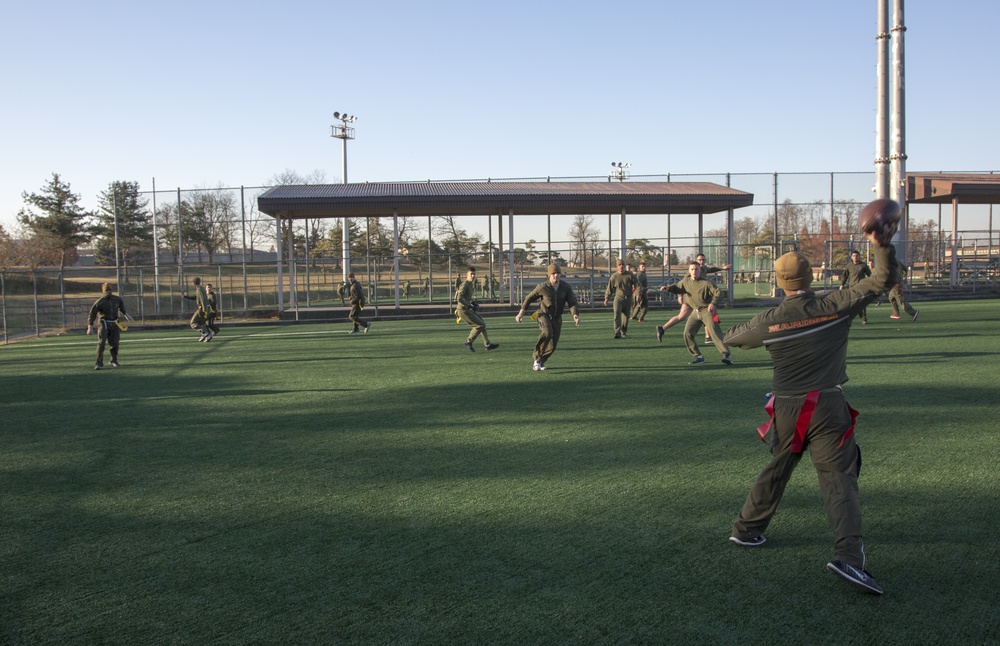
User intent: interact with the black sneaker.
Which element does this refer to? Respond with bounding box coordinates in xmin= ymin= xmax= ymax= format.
xmin=614 ymin=333 xmax=621 ymax=339
xmin=485 ymin=343 xmax=499 ymax=351
xmin=110 ymin=361 xmax=120 ymax=368
xmin=826 ymin=560 xmax=884 ymax=595
xmin=94 ymin=364 xmax=103 ymax=370
xmin=912 ymin=310 xmax=919 ymax=321
xmin=729 ymin=535 xmax=766 ymax=547
xmin=465 ymin=341 xmax=475 ymax=352
xmin=364 ymin=323 xmax=371 ymax=334
xmin=721 ymin=356 xmax=732 ymax=365
xmin=656 ymin=325 xmax=664 ymax=343
xmin=688 ymin=356 xmax=705 ymax=365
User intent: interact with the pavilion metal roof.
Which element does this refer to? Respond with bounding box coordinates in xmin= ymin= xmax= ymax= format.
xmin=257 ymin=181 xmax=754 ymax=219
xmin=907 ymin=173 xmax=1000 ymax=205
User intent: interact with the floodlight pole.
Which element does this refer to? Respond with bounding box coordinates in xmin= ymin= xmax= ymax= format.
xmin=331 ymin=112 xmax=357 ymax=283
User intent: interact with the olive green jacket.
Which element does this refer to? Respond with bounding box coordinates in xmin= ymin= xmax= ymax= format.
xmin=521 ymin=280 xmax=580 ymax=319
xmin=665 ymin=277 xmax=719 ymax=309
xmin=605 ymin=272 xmax=637 ymax=301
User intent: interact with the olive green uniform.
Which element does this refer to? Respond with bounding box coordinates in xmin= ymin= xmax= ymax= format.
xmin=665 ymin=277 xmax=730 ymax=359
xmin=889 ymin=263 xmax=917 ymax=318
xmin=520 ymin=279 xmax=580 ymax=367
xmin=632 ymin=270 xmax=649 ymax=322
xmin=724 ymin=244 xmax=898 ymax=569
xmin=348 ymin=280 xmax=369 ymax=332
xmin=605 ymin=271 xmax=637 ymax=336
xmin=206 ymin=288 xmax=220 ymax=334
xmin=183 ymin=283 xmax=212 ymax=334
xmin=88 ymin=294 xmax=128 ymax=367
xmin=455 ymin=279 xmax=491 ymax=346
xmin=841 ymin=259 xmax=871 ymax=323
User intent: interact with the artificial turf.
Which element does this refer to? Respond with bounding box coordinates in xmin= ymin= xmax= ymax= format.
xmin=2 ymin=300 xmax=998 ymax=644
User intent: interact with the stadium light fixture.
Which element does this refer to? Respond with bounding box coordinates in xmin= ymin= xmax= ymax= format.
xmin=610 ymin=162 xmax=631 ymax=182
xmin=330 ymin=110 xmax=359 ymax=280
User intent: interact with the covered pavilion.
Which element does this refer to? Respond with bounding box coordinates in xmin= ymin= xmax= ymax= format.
xmin=906 ymin=173 xmax=1000 ymax=286
xmin=257 ymin=181 xmax=755 ymax=311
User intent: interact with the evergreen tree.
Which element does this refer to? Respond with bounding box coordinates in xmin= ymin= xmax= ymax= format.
xmin=17 ymin=173 xmax=92 ymax=271
xmin=92 ymin=181 xmax=154 ymax=266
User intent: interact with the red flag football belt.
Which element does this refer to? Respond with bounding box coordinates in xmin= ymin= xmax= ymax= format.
xmin=757 ymin=390 xmax=859 ymax=453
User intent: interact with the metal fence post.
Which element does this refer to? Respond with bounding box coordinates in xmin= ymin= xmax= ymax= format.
xmin=1 ymin=271 xmax=7 ymax=344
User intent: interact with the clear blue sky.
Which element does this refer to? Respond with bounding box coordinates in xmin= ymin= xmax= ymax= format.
xmin=2 ymin=0 xmax=997 ymax=240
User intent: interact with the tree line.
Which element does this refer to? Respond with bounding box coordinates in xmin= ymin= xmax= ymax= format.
xmin=3 ymin=173 xmax=946 ymax=277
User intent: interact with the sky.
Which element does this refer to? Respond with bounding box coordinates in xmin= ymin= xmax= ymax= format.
xmin=2 ymin=0 xmax=997 ymax=244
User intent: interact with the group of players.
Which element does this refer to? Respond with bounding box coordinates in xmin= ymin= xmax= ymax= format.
xmin=85 ymin=275 xmax=221 ymax=370
xmin=453 ymin=253 xmax=736 ymax=370
xmin=453 ymin=199 xmax=910 ymax=595
xmin=85 ymin=198 xmax=908 ymax=596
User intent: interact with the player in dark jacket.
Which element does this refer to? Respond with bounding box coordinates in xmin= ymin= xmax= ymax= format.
xmin=86 ymin=282 xmax=131 ymax=369
xmin=724 ymin=227 xmax=898 ymax=595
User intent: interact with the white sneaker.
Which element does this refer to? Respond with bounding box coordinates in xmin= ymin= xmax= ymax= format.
xmin=533 ymin=361 xmax=542 ymax=371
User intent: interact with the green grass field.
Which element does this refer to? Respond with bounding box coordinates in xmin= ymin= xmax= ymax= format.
xmin=3 ymin=300 xmax=999 ymax=644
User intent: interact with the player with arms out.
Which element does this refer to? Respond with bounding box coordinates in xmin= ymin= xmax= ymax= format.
xmin=724 ymin=198 xmax=901 ymax=595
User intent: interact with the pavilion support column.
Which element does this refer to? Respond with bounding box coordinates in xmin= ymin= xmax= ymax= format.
xmin=276 ymin=215 xmax=284 ymax=313
xmin=727 ymin=208 xmax=735 ymax=306
xmin=393 ymin=211 xmax=400 ymax=309
xmin=619 ymin=208 xmax=627 ymax=261
xmin=287 ymin=219 xmax=297 ymax=320
xmin=698 ymin=211 xmax=704 ymax=253
xmin=950 ymin=197 xmax=959 ymax=287
xmin=508 ymin=209 xmax=515 ymax=306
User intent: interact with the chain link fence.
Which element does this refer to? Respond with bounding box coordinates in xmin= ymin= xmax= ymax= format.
xmin=5 ymin=171 xmax=997 ymax=342
xmin=6 ymin=236 xmax=997 ymax=343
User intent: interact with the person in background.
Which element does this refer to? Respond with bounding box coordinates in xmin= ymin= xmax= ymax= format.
xmin=631 ymin=261 xmax=649 ymax=323
xmin=455 ymin=267 xmax=498 ymax=352
xmin=516 ymin=264 xmax=581 ymax=371
xmin=347 ymin=273 xmax=371 ymax=334
xmin=206 ymin=283 xmax=221 ymax=336
xmin=662 ymin=262 xmax=732 ymax=365
xmin=604 ymin=259 xmax=637 ymax=339
xmin=840 ymin=250 xmax=872 ymax=324
xmin=87 ymin=282 xmax=131 ymax=369
xmin=183 ymin=276 xmax=214 ymax=341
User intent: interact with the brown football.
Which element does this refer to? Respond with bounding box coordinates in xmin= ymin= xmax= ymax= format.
xmin=859 ymin=198 xmax=901 ymax=233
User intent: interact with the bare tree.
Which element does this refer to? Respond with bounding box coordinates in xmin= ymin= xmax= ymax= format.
xmin=568 ymin=214 xmax=602 ymax=267
xmin=187 ymin=186 xmax=239 ymax=262
xmin=0 ymin=224 xmax=25 ymax=269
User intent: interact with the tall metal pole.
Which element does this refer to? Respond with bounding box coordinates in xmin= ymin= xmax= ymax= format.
xmin=890 ymin=0 xmax=908 ymax=263
xmin=341 ymin=135 xmax=350 ymax=283
xmin=875 ymin=0 xmax=891 ymax=198
xmin=112 ymin=187 xmax=122 ymax=291
xmin=176 ymin=187 xmax=184 ymax=303
xmin=331 ymin=112 xmax=357 ymax=284
xmin=240 ymin=186 xmax=248 ymax=311
xmin=152 ymin=177 xmax=161 ymax=315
